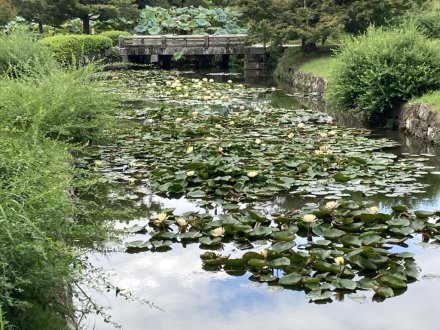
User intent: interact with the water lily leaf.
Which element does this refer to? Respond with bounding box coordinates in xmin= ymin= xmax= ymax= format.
xmin=415 ymin=210 xmax=434 ymax=218
xmin=248 ymin=259 xmax=267 ymax=268
xmin=332 ymin=278 xmax=357 ymax=290
xmin=340 ymin=235 xmax=362 ymax=247
xmin=307 ymin=290 xmax=333 ymax=302
xmin=179 ymin=231 xmax=202 ymax=240
xmin=269 ymin=257 xmax=291 ymax=268
xmin=333 ymin=172 xmax=350 ymax=183
xmin=278 ymin=273 xmax=302 ymax=286
xmin=379 ymin=274 xmax=407 ymax=289
xmin=199 ymin=236 xmax=222 ymax=246
xmin=323 ymin=228 xmax=345 ymax=239
xmin=249 ymin=226 xmax=272 ymax=238
xmin=150 ymin=240 xmax=172 ymax=249
xmin=373 ymin=285 xmax=394 ymax=298
xmin=271 ymin=241 xmax=295 ymax=253
xmin=124 ymin=240 xmax=151 ymax=249
xmin=391 ymin=205 xmax=409 ymax=212
xmin=187 ymin=190 xmax=206 ymax=198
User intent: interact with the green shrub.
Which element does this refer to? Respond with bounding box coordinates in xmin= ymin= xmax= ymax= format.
xmin=0 ymin=29 xmax=57 ymax=76
xmin=99 ymin=30 xmax=131 ymax=46
xmin=401 ymin=7 xmax=440 ymax=39
xmin=327 ymin=26 xmax=440 ymax=118
xmin=0 ymin=65 xmax=115 ymax=143
xmin=40 ymin=35 xmax=113 ymax=63
xmin=0 ymin=133 xmax=76 ymax=314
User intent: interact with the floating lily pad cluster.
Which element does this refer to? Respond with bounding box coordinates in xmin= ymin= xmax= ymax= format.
xmin=125 ymin=200 xmax=440 ymax=301
xmin=97 ymin=70 xmax=440 ymax=303
xmin=97 ymin=71 xmax=432 ymax=201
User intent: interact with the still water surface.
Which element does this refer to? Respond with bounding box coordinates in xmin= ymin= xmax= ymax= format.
xmin=84 ymin=69 xmax=440 ymax=330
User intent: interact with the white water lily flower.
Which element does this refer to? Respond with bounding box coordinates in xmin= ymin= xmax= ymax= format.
xmin=288 ymin=132 xmax=295 ymax=139
xmin=319 ymin=146 xmax=332 ymax=154
xmin=255 ymin=138 xmax=262 ymax=145
xmin=176 ymin=218 xmax=188 ymax=227
xmin=176 ymin=117 xmax=183 ymax=122
xmin=227 ymin=80 xmax=233 ymax=84
xmin=297 ymin=122 xmax=305 ymax=129
xmin=186 ymin=146 xmax=194 ymax=154
xmin=186 ymin=170 xmax=195 ymax=177
xmin=314 ymin=150 xmax=323 ymax=156
xmin=202 ymin=78 xmax=208 ymax=82
xmin=218 ymin=146 xmax=224 ymax=152
xmin=156 ymin=212 xmax=167 ymax=222
xmin=329 ymin=130 xmax=337 ymax=136
xmin=215 ymin=124 xmax=222 ymax=129
xmin=128 ymin=161 xmax=136 ymax=167
xmin=271 ymin=87 xmax=276 ymax=91
xmin=94 ymin=160 xmax=103 ymax=167
xmin=320 ymin=132 xmax=328 ymax=138
xmin=325 ymin=201 xmax=339 ymax=210
xmin=302 ymin=214 xmax=317 ymax=223
xmin=209 ymin=78 xmax=214 ymax=83
xmin=247 ymin=171 xmax=258 ymax=178
xmin=211 ymin=227 xmax=225 ymax=237
xmin=334 ymin=256 xmax=345 ymax=266
xmin=128 ymin=178 xmax=136 ymax=185
xmin=369 ymin=206 xmax=379 ymax=214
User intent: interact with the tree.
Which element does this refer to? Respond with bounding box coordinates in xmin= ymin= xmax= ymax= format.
xmin=239 ymin=0 xmax=427 ymax=50
xmin=0 ymin=0 xmax=16 ymax=26
xmin=68 ymin=0 xmax=138 ymax=34
xmin=11 ymin=0 xmax=71 ymax=33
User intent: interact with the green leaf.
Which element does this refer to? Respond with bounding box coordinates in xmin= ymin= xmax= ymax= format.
xmin=278 ymin=273 xmax=302 ymax=286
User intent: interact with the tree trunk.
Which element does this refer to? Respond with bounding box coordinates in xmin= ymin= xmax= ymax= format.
xmin=82 ymin=15 xmax=90 ymax=34
xmin=37 ymin=21 xmax=44 ymax=34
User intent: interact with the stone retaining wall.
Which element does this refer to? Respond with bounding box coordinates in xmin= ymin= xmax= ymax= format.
xmin=399 ymin=102 xmax=440 ymax=144
xmin=275 ymin=63 xmax=440 ymax=144
xmin=275 ymin=66 xmax=328 ymax=99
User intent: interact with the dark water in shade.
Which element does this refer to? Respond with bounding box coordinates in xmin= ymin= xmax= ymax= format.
xmin=83 ymin=69 xmax=440 ymax=330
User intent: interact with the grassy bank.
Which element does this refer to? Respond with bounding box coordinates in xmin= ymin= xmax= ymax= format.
xmin=412 ymin=90 xmax=440 ymax=113
xmin=275 ymin=46 xmax=337 ymax=79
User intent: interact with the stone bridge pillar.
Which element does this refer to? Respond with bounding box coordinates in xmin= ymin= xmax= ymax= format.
xmin=244 ymin=53 xmax=270 ymax=82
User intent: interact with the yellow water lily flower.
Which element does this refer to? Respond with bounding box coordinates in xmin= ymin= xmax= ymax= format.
xmin=302 ymin=214 xmax=317 ymax=223
xmin=209 ymin=78 xmax=214 ymax=83
xmin=186 ymin=146 xmax=194 ymax=154
xmin=259 ymin=249 xmax=268 ymax=258
xmin=247 ymin=171 xmax=258 ymax=178
xmin=255 ymin=138 xmax=262 ymax=145
xmin=320 ymin=132 xmax=328 ymax=138
xmin=319 ymin=146 xmax=332 ymax=154
xmin=176 ymin=218 xmax=188 ymax=227
xmin=186 ymin=170 xmax=195 ymax=177
xmin=94 ymin=160 xmax=103 ymax=167
xmin=202 ymin=78 xmax=208 ymax=82
xmin=156 ymin=212 xmax=167 ymax=222
xmin=297 ymin=122 xmax=305 ymax=129
xmin=211 ymin=227 xmax=225 ymax=237
xmin=128 ymin=161 xmax=136 ymax=167
xmin=215 ymin=124 xmax=222 ymax=129
xmin=329 ymin=130 xmax=337 ymax=136
xmin=325 ymin=201 xmax=339 ymax=210
xmin=176 ymin=117 xmax=183 ymax=122
xmin=334 ymin=256 xmax=345 ymax=266
xmin=128 ymin=178 xmax=136 ymax=185
xmin=369 ymin=206 xmax=379 ymax=214
xmin=288 ymin=132 xmax=295 ymax=139
xmin=218 ymin=146 xmax=224 ymax=152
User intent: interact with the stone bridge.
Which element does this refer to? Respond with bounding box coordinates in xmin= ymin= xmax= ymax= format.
xmin=119 ymin=34 xmax=269 ymax=77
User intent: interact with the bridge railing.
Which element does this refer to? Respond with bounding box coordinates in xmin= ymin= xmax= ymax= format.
xmin=119 ymin=34 xmax=248 ymax=49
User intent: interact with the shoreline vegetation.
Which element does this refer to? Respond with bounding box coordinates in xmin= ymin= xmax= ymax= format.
xmin=0 ymin=30 xmax=117 ymax=329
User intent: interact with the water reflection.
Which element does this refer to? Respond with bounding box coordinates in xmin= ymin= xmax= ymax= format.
xmin=84 ymin=69 xmax=440 ymax=329
xmin=85 ymin=239 xmax=440 ymax=330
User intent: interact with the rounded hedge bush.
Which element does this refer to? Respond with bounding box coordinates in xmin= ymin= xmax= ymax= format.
xmin=99 ymin=30 xmax=131 ymax=46
xmin=327 ymin=26 xmax=440 ymax=119
xmin=40 ymin=35 xmax=113 ymax=63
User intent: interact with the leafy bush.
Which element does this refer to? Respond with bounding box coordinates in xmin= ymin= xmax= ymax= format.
xmin=0 ymin=65 xmax=115 ymax=143
xmin=400 ymin=7 xmax=440 ymax=40
xmin=0 ymin=29 xmax=57 ymax=76
xmin=134 ymin=6 xmax=247 ymax=35
xmin=40 ymin=35 xmax=113 ymax=63
xmin=99 ymin=30 xmax=131 ymax=46
xmin=327 ymin=26 xmax=440 ymax=118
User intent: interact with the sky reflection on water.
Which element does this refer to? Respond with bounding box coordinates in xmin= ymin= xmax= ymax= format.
xmin=84 ymin=71 xmax=440 ymax=330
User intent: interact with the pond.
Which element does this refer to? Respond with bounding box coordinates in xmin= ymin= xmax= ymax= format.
xmin=81 ymin=69 xmax=440 ymax=329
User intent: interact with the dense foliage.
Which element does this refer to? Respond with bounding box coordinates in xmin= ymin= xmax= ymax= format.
xmin=327 ymin=26 xmax=440 ymax=118
xmin=134 ymin=5 xmax=246 ymax=35
xmin=239 ymin=0 xmax=426 ymax=49
xmin=0 ymin=0 xmax=16 ymax=26
xmin=0 ymin=30 xmax=56 ymax=76
xmin=400 ymin=4 xmax=440 ymax=40
xmin=0 ymin=31 xmax=114 ymax=327
xmin=40 ymin=34 xmax=113 ymax=63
